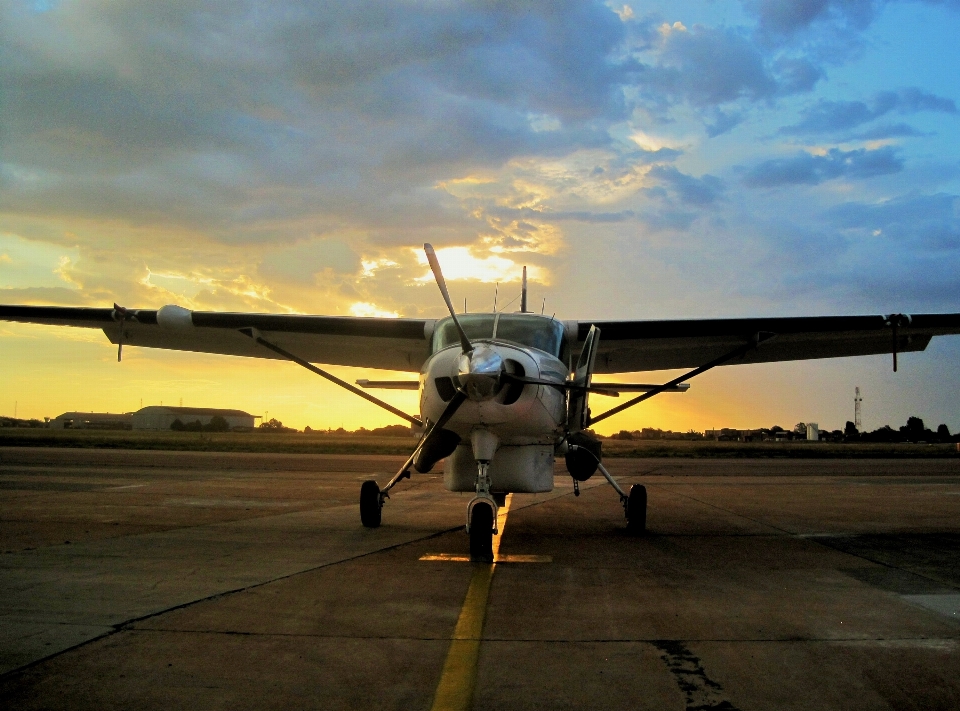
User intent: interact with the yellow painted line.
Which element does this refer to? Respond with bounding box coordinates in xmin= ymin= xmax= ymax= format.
xmin=495 ymin=554 xmax=551 ymax=563
xmin=419 ymin=553 xmax=551 ymax=564
xmin=429 ymin=494 xmax=512 ymax=711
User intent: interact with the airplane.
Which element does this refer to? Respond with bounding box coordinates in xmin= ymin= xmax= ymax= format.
xmin=2 ymin=244 xmax=960 ymax=561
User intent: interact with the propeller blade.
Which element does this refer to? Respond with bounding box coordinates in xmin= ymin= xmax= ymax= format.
xmin=424 ymin=243 xmax=473 ymax=354
xmin=388 ymin=390 xmax=467 ymax=488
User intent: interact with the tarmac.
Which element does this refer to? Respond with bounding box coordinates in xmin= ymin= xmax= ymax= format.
xmin=1 ymin=446 xmax=959 ymax=710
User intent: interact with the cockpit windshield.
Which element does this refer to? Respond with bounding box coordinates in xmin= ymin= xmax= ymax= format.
xmin=431 ymin=313 xmax=565 ymax=358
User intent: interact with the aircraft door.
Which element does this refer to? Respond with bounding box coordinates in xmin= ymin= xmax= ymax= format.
xmin=567 ymin=325 xmax=600 ymax=432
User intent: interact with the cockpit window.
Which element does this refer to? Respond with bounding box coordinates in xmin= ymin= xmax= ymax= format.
xmin=431 ymin=313 xmax=565 ymax=358
xmin=431 ymin=314 xmax=495 ymax=352
xmin=495 ymin=314 xmax=564 ymax=357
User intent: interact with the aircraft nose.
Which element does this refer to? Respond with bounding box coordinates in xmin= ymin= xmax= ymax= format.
xmin=457 ymin=344 xmax=503 ymax=401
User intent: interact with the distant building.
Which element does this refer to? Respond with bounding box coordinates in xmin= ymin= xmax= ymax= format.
xmin=131 ymin=406 xmax=258 ymax=431
xmin=806 ymin=423 xmax=820 ymax=441
xmin=50 ymin=412 xmax=133 ymax=430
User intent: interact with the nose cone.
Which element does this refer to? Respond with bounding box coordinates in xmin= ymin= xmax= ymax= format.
xmin=457 ymin=344 xmax=503 ymax=401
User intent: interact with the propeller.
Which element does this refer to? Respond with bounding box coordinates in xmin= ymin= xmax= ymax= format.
xmin=424 ymin=243 xmax=504 ymax=402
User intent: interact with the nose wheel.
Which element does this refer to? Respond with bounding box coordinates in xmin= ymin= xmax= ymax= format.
xmin=469 ymin=501 xmax=495 ymax=562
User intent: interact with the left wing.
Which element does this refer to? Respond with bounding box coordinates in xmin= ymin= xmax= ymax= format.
xmin=0 ymin=305 xmax=433 ymax=372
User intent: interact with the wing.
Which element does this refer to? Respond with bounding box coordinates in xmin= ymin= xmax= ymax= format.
xmin=0 ymin=305 xmax=433 ymax=372
xmin=577 ymin=313 xmax=960 ymax=374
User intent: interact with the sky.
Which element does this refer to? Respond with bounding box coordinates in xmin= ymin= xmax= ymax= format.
xmin=2 ymin=0 xmax=959 ymax=435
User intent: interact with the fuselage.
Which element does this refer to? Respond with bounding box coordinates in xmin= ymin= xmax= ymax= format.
xmin=416 ymin=313 xmax=574 ymax=493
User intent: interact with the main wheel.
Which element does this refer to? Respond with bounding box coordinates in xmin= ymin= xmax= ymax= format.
xmin=469 ymin=502 xmax=494 ymax=562
xmin=626 ymin=484 xmax=647 ymax=535
xmin=360 ymin=480 xmax=382 ymax=528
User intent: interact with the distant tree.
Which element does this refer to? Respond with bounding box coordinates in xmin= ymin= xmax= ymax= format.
xmin=863 ymin=425 xmax=898 ymax=443
xmin=259 ymin=418 xmax=285 ymax=430
xmin=170 ymin=419 xmax=185 ymax=431
xmin=203 ymin=415 xmax=230 ymax=432
xmin=844 ymin=421 xmax=859 ymax=439
xmin=184 ymin=419 xmax=203 ymax=432
xmin=794 ymin=422 xmax=807 ymax=435
xmin=901 ymin=416 xmax=925 ymax=442
xmin=369 ymin=424 xmax=414 ymax=437
xmin=937 ymin=424 xmax=951 ymax=441
xmin=770 ymin=425 xmax=784 ymax=434
xmin=611 ymin=430 xmax=634 ymax=440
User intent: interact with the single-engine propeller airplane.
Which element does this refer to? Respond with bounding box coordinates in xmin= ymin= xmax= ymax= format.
xmin=3 ymin=244 xmax=960 ymax=561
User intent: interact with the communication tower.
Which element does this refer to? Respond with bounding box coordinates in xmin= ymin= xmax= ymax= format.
xmin=854 ymin=386 xmax=862 ymax=431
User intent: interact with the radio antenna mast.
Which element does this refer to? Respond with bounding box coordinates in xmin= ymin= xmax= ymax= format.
xmin=854 ymin=386 xmax=862 ymax=431
xmin=520 ymin=266 xmax=528 ymax=312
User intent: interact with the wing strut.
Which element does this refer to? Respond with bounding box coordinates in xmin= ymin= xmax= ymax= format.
xmin=588 ymin=332 xmax=776 ymax=427
xmin=239 ymin=328 xmax=423 ymax=428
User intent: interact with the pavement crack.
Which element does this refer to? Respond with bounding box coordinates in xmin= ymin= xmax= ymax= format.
xmin=652 ymin=640 xmax=741 ymax=711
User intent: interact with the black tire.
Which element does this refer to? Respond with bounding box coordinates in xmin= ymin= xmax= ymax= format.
xmin=360 ymin=480 xmax=382 ymax=528
xmin=626 ymin=484 xmax=646 ymax=535
xmin=469 ymin=502 xmax=494 ymax=562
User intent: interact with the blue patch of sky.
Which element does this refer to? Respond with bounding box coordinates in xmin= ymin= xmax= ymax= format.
xmin=23 ymin=0 xmax=58 ymax=12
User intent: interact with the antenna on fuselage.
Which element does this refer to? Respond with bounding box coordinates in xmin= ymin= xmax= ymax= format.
xmin=520 ymin=266 xmax=528 ymax=313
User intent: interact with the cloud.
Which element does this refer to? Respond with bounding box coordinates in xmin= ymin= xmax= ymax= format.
xmin=704 ymin=110 xmax=745 ymax=137
xmin=642 ymin=24 xmax=779 ymax=106
xmin=781 ymin=87 xmax=957 ymax=135
xmin=647 ymin=166 xmax=726 ymax=206
xmin=843 ymin=123 xmax=927 ymax=140
xmin=826 ymin=192 xmax=960 ymax=249
xmin=742 ymin=146 xmax=903 ymax=186
xmin=0 ymin=0 xmax=636 ymax=245
xmin=748 ymin=0 xmax=878 ymax=35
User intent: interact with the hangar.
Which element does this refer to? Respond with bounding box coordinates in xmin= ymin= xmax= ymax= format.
xmin=49 ymin=412 xmax=133 ymax=430
xmin=131 ymin=406 xmax=258 ymax=431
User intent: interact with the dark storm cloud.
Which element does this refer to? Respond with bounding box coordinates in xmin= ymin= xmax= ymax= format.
xmin=781 ymin=88 xmax=957 ymax=135
xmin=742 ymin=146 xmax=903 ymax=186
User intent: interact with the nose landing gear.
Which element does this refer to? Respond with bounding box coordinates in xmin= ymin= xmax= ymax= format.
xmin=465 ymin=429 xmax=500 ymax=562
xmin=466 ymin=459 xmax=497 ymax=562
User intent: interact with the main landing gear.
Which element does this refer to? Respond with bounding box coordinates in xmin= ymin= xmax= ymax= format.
xmin=625 ymin=483 xmax=646 ymax=535
xmin=359 ymin=480 xmax=382 ymax=528
xmin=567 ymin=442 xmax=646 ymax=535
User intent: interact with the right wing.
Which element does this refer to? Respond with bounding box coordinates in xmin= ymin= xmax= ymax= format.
xmin=0 ymin=305 xmax=434 ymax=373
xmin=576 ymin=313 xmax=960 ymax=373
